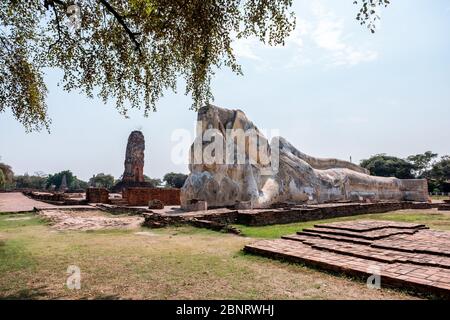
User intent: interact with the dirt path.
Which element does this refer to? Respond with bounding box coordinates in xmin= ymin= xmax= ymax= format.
xmin=0 ymin=192 xmax=56 ymax=213
xmin=38 ymin=209 xmax=144 ymax=231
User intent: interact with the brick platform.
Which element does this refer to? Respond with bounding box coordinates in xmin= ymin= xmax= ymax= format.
xmin=244 ymin=220 xmax=450 ymax=297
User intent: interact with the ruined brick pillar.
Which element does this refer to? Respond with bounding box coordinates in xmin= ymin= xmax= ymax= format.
xmin=122 ymin=131 xmax=145 ymax=183
xmin=111 ymin=130 xmax=151 ymax=193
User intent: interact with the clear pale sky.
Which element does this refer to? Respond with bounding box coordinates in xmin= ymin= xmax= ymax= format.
xmin=1 ymin=0 xmax=449 ymax=181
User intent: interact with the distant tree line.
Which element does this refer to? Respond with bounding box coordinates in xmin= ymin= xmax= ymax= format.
xmin=5 ymin=151 xmax=447 ymax=193
xmin=0 ymin=159 xmax=14 ymax=189
xmin=163 ymin=172 xmax=188 ymax=189
xmin=89 ymin=173 xmax=116 ymax=189
xmin=145 ymin=173 xmax=188 ymax=188
xmin=360 ymin=152 xmax=450 ymax=193
xmin=0 ymin=158 xmax=188 ymax=191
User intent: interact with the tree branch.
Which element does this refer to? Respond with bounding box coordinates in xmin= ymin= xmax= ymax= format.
xmin=48 ymin=4 xmax=63 ymax=51
xmin=0 ymin=36 xmax=12 ymax=54
xmin=97 ymin=0 xmax=142 ymax=54
xmin=44 ymin=0 xmax=66 ymax=10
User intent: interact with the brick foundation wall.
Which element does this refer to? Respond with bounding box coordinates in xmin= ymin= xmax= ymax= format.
xmin=86 ymin=187 xmax=110 ymax=204
xmin=24 ymin=191 xmax=65 ymax=202
xmin=237 ymin=202 xmax=438 ymax=226
xmin=142 ymin=201 xmax=438 ymax=229
xmin=123 ymin=187 xmax=180 ymax=206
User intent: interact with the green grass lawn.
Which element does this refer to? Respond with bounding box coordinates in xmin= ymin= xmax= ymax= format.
xmin=0 ymin=211 xmax=420 ymax=300
xmin=234 ymin=209 xmax=450 ymax=238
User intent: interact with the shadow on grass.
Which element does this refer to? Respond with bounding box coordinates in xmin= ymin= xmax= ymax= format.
xmin=1 ymin=286 xmax=54 ymax=300
xmin=1 ymin=289 xmax=122 ymax=300
xmin=79 ymin=294 xmax=122 ymax=300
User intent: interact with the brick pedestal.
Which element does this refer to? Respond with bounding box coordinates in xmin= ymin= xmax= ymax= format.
xmin=123 ymin=187 xmax=180 ymax=206
xmin=86 ymin=187 xmax=110 ymax=204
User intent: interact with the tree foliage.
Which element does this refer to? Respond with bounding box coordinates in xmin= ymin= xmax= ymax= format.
xmin=360 ymin=152 xmax=450 ymax=193
xmin=407 ymin=151 xmax=438 ymax=178
xmin=46 ymin=170 xmax=74 ymax=189
xmin=144 ymin=175 xmax=162 ymax=188
xmin=163 ymin=172 xmax=187 ymax=188
xmin=46 ymin=169 xmax=87 ymax=190
xmin=0 ymin=0 xmax=296 ymax=132
xmin=14 ymin=172 xmax=48 ymax=189
xmin=354 ymin=0 xmax=390 ymax=33
xmin=360 ymin=154 xmax=416 ymax=179
xmin=0 ymin=0 xmax=386 ymax=132
xmin=0 ymin=168 xmax=5 ymax=189
xmin=89 ymin=173 xmax=115 ymax=188
xmin=430 ymin=156 xmax=450 ymax=193
xmin=0 ymin=161 xmax=14 ymax=186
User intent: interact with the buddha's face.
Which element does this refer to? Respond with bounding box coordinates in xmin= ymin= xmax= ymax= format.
xmin=197 ymin=106 xmax=220 ymax=134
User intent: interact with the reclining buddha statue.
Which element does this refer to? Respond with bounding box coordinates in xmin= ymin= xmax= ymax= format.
xmin=180 ymin=105 xmax=429 ymax=209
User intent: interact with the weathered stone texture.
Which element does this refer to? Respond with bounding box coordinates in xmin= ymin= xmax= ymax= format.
xmin=183 ymin=199 xmax=208 ymax=212
xmin=181 ymin=105 xmax=429 ymax=209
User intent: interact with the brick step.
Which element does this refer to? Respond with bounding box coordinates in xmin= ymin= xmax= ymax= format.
xmin=244 ymin=238 xmax=450 ymax=297
xmin=300 ymin=227 xmax=420 ymax=240
xmin=313 ymin=239 xmax=450 ymax=269
xmin=110 ymin=199 xmax=128 ymax=205
xmin=284 ymin=232 xmax=450 ymax=267
xmin=372 ymin=242 xmax=450 ymax=258
xmin=245 ymin=221 xmax=450 ymax=297
xmin=282 ymin=233 xmax=372 ymax=245
xmin=372 ymin=230 xmax=450 ymax=257
xmin=314 ymin=220 xmax=427 ymax=232
xmin=283 ymin=233 xmax=450 ymax=269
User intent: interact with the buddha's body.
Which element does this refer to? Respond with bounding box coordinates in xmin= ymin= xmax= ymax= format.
xmin=181 ymin=105 xmax=429 ymax=208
